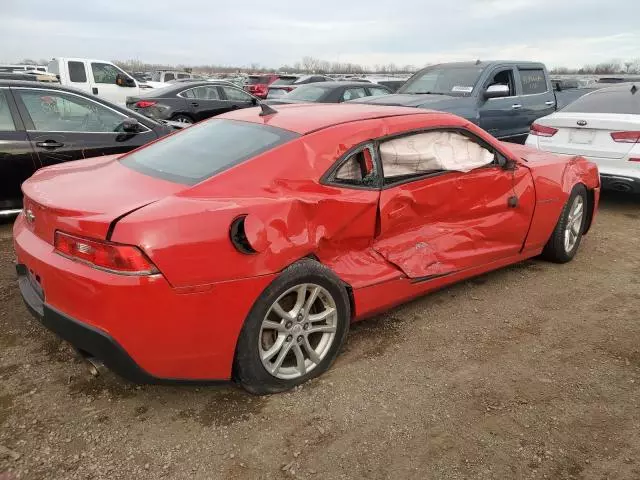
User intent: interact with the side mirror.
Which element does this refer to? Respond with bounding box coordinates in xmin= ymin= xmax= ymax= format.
xmin=496 ymin=153 xmax=517 ymax=170
xmin=116 ymin=73 xmax=136 ymax=88
xmin=483 ymin=84 xmax=510 ymax=99
xmin=120 ymin=118 xmax=140 ymax=133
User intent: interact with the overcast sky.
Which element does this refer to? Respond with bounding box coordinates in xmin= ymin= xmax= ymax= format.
xmin=4 ymin=0 xmax=639 ymax=69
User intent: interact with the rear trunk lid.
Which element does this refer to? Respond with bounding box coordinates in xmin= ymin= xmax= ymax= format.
xmin=535 ymin=112 xmax=640 ymax=159
xmin=22 ymin=155 xmax=184 ymax=244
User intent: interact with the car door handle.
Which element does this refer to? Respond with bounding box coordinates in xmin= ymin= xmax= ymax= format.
xmin=191 ymin=102 xmax=199 ymax=107
xmin=36 ymin=140 xmax=64 ymax=149
xmin=545 ymin=101 xmax=554 ymax=106
xmin=511 ymin=104 xmax=522 ymax=109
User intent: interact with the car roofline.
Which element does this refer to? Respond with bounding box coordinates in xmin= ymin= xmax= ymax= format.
xmin=302 ymin=110 xmax=438 ymax=135
xmin=226 ymin=106 xmax=445 ymax=136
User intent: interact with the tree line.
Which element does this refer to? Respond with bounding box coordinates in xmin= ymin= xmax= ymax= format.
xmin=550 ymin=59 xmax=640 ymax=75
xmin=15 ymin=57 xmax=640 ymax=76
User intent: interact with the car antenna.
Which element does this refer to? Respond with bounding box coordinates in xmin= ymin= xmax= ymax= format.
xmin=259 ymin=102 xmax=278 ymax=117
xmin=475 ymin=59 xmax=481 ymax=65
xmin=631 ymin=84 xmax=638 ymax=95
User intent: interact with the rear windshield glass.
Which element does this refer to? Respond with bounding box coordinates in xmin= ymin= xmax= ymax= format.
xmin=562 ymin=88 xmax=640 ymax=114
xmin=271 ymin=77 xmax=297 ymax=86
xmin=285 ymin=85 xmax=330 ymax=101
xmin=246 ymin=76 xmax=271 ymax=85
xmin=120 ymin=119 xmax=298 ymax=185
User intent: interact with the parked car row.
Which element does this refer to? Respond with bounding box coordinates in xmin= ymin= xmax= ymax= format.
xmin=266 ymin=81 xmax=392 ymax=104
xmin=265 ymin=75 xmax=334 ymax=99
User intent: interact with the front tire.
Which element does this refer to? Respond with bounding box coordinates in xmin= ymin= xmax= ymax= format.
xmin=541 ymin=184 xmax=588 ymax=263
xmin=234 ymin=259 xmax=350 ymax=395
xmin=171 ymin=114 xmax=194 ymax=124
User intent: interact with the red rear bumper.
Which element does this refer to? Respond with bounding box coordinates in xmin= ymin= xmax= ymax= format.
xmin=13 ymin=213 xmax=275 ymax=381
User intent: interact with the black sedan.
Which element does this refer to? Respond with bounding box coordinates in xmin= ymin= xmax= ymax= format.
xmin=265 ymin=81 xmax=392 ymax=105
xmin=126 ymin=81 xmax=259 ymax=124
xmin=0 ymin=80 xmax=176 ymax=215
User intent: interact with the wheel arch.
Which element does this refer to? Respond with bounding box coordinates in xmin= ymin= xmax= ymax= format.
xmin=583 ymin=186 xmax=596 ymax=235
xmin=299 ymin=254 xmax=357 ymax=321
xmin=171 ymin=112 xmax=195 ymax=122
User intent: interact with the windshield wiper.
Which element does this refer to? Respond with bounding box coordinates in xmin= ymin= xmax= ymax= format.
xmin=406 ymin=91 xmax=446 ymax=95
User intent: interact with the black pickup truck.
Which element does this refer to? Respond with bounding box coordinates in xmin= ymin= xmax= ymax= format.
xmin=355 ymin=60 xmax=559 ymax=143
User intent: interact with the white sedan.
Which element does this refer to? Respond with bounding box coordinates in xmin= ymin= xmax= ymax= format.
xmin=526 ymin=84 xmax=640 ymax=193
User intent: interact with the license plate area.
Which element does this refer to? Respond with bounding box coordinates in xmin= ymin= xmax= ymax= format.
xmin=569 ymin=129 xmax=595 ymax=145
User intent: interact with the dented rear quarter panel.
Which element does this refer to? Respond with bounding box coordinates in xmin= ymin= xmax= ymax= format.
xmin=111 ymin=119 xmax=387 ymax=287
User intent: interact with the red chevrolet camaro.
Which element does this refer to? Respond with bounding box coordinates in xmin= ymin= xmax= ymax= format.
xmin=14 ymin=104 xmax=600 ymax=394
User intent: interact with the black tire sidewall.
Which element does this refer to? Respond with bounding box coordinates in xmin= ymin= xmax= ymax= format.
xmin=234 ymin=260 xmax=350 ymax=395
xmin=543 ymin=184 xmax=588 ymax=263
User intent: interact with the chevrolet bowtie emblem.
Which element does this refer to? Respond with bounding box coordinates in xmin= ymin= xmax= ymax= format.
xmin=25 ymin=209 xmax=36 ymax=224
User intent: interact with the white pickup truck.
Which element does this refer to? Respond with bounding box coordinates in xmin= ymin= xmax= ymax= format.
xmin=47 ymin=58 xmax=143 ymax=106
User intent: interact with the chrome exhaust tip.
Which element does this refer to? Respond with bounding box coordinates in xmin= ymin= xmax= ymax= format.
xmin=85 ymin=357 xmax=106 ymax=377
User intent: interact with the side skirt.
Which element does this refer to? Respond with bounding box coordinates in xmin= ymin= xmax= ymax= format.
xmin=351 ymin=249 xmax=543 ymax=321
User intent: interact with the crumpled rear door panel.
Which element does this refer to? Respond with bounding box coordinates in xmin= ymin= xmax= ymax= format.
xmin=372 ymin=166 xmax=535 ymax=279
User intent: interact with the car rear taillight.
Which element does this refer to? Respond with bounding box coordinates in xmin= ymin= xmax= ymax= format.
xmin=285 ymin=86 xmax=294 ymax=92
xmin=610 ymin=131 xmax=640 ymax=143
xmin=629 ymin=158 xmax=640 ymax=162
xmin=135 ymin=100 xmax=157 ymax=108
xmin=54 ymin=231 xmax=159 ymax=275
xmin=530 ymin=123 xmax=558 ymax=137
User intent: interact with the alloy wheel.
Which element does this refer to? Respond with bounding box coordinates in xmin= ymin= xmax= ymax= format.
xmin=564 ymin=195 xmax=584 ymax=253
xmin=259 ymin=283 xmax=338 ymax=380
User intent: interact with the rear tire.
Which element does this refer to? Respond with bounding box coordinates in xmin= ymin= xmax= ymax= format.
xmin=171 ymin=114 xmax=194 ymax=124
xmin=541 ymin=184 xmax=588 ymax=263
xmin=234 ymin=259 xmax=350 ymax=395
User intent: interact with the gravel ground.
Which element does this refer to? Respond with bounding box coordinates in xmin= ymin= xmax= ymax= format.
xmin=1 ymin=192 xmax=639 ymax=480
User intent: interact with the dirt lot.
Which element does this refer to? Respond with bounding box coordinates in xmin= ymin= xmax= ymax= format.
xmin=1 ymin=192 xmax=639 ymax=480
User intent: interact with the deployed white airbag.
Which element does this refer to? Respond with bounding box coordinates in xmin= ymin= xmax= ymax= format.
xmin=380 ymin=131 xmax=494 ymax=176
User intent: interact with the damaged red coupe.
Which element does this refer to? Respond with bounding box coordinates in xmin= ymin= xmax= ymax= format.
xmin=14 ymin=103 xmax=600 ymax=394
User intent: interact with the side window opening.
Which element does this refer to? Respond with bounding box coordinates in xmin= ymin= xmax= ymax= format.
xmin=487 ymin=69 xmax=515 ymax=96
xmin=68 ymin=61 xmax=87 ymax=83
xmin=91 ymin=63 xmax=121 ymax=85
xmin=520 ymin=69 xmax=548 ymax=95
xmin=17 ymin=90 xmax=126 ymax=133
xmin=332 ymin=145 xmax=378 ymax=187
xmin=379 ymin=130 xmax=495 ymax=185
xmin=0 ymin=90 xmax=16 ymax=131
